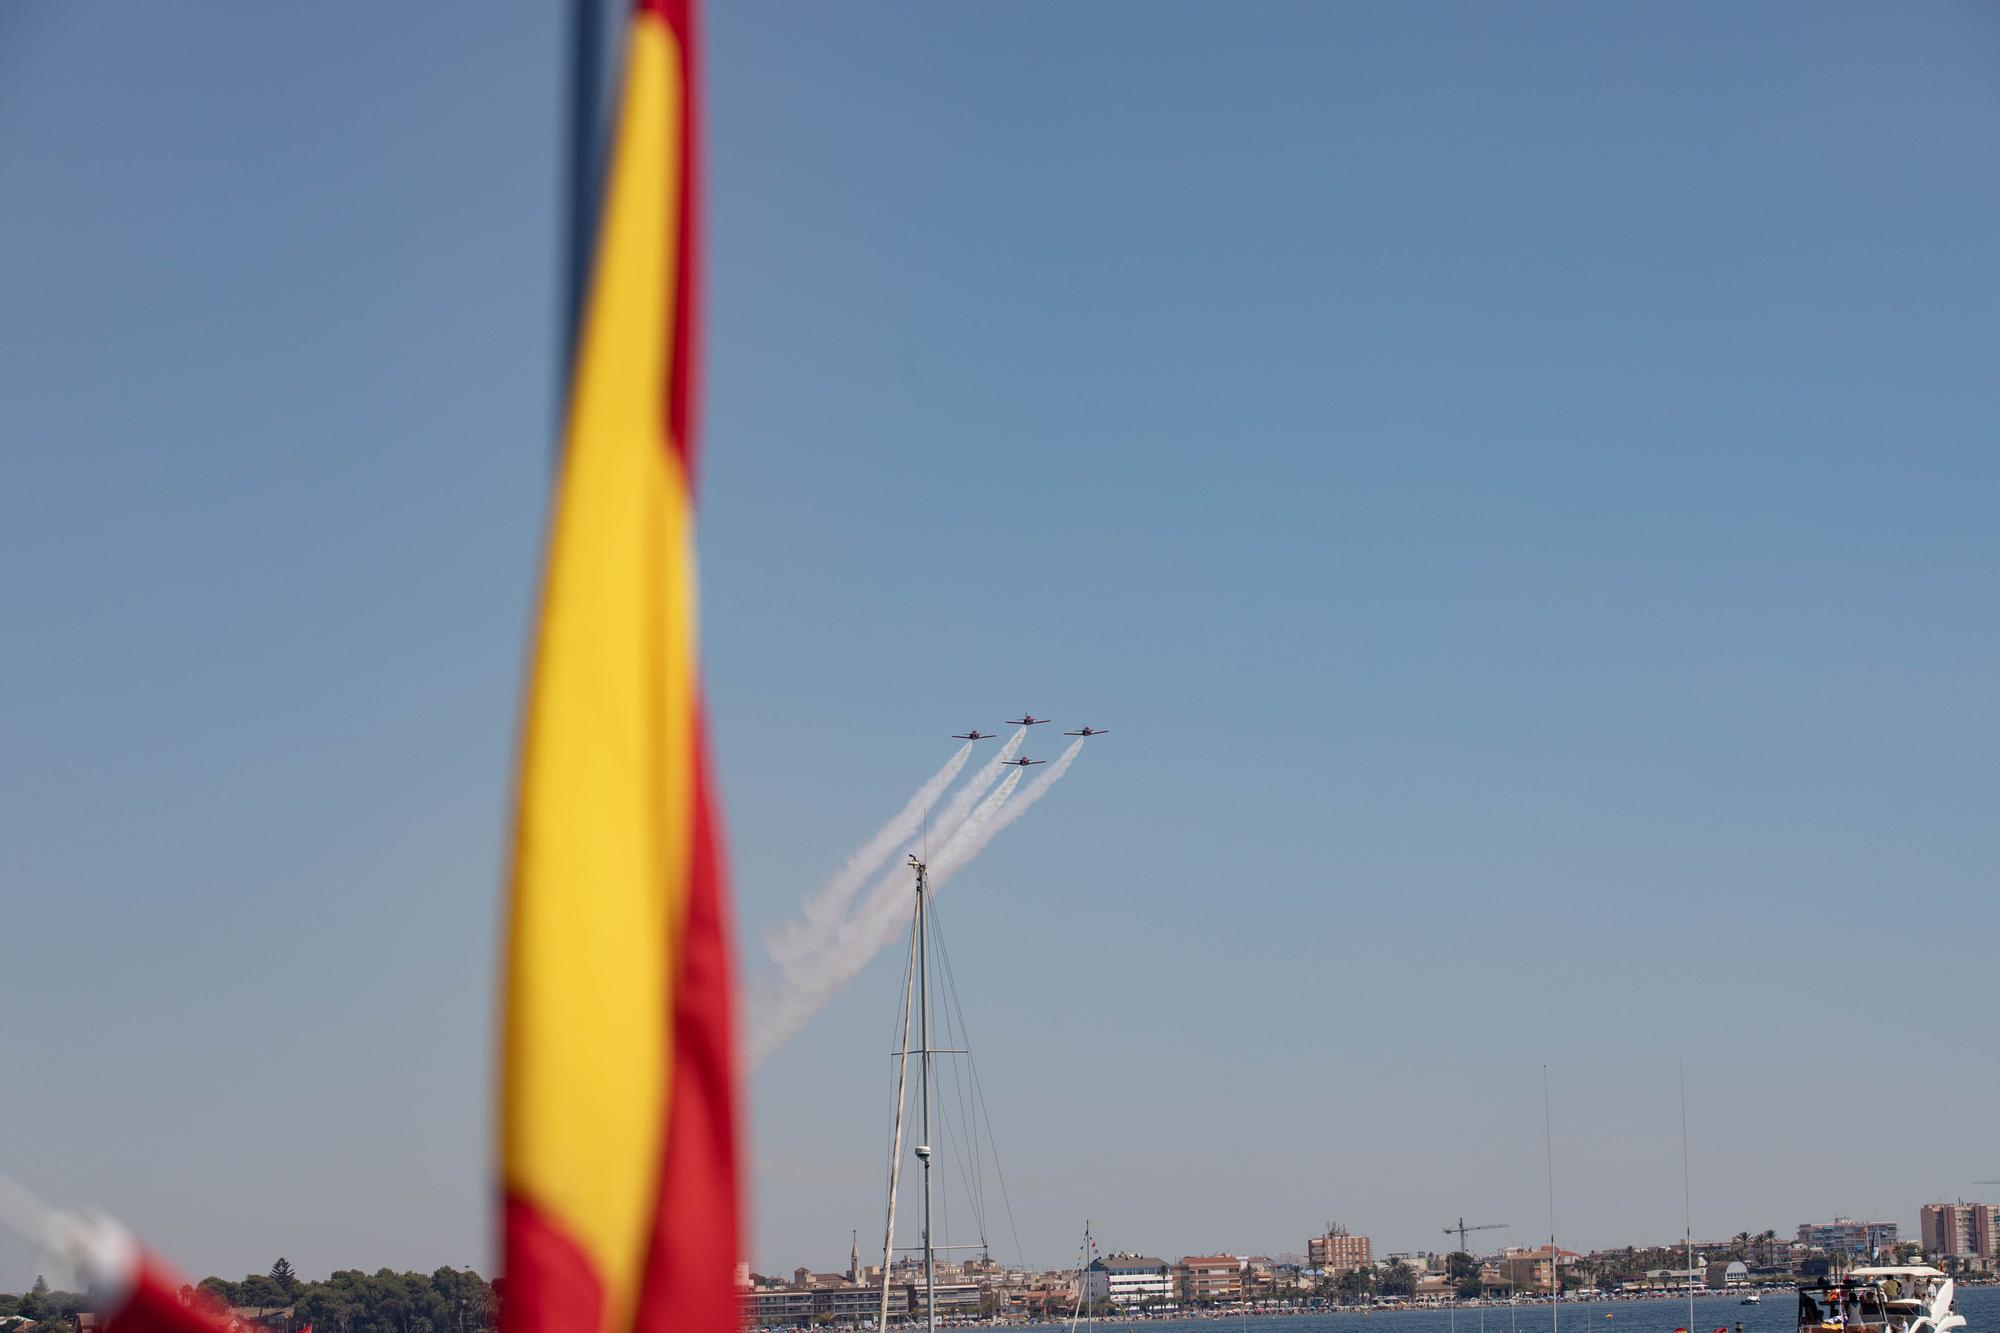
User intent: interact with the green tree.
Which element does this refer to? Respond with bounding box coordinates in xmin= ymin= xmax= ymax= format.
xmin=196 ymin=1277 xmax=241 ymax=1312
xmin=236 ymin=1277 xmax=288 ymax=1310
xmin=211 ymin=1264 xmax=500 ymax=1333
xmin=1336 ymin=1267 xmax=1373 ymax=1304
xmin=1378 ymin=1262 xmax=1417 ymax=1298
xmin=293 ymin=1271 xmax=364 ymax=1333
xmin=271 ymin=1260 xmax=301 ymax=1297
xmin=428 ymin=1268 xmax=495 ymax=1333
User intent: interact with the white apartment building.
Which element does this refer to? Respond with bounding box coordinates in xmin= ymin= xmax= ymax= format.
xmin=1086 ymin=1254 xmax=1175 ymax=1307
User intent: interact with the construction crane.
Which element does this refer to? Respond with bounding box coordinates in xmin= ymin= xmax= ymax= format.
xmin=1445 ymin=1217 xmax=1508 ymax=1254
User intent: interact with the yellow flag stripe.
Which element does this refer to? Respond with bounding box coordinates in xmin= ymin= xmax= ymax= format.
xmin=502 ymin=17 xmax=692 ymax=1333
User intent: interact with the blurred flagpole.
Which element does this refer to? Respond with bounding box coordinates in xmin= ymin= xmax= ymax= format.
xmin=563 ymin=0 xmax=618 ymax=384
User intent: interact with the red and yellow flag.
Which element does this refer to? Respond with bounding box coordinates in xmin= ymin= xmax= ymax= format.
xmin=501 ymin=4 xmax=739 ymax=1333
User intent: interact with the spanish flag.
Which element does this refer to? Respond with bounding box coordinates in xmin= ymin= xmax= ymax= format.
xmin=501 ymin=2 xmax=739 ymax=1333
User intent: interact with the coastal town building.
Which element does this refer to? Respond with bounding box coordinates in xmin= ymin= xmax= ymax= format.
xmin=1796 ymin=1218 xmax=1899 ymax=1257
xmin=740 ymin=1277 xmax=918 ymax=1329
xmin=1004 ymin=1284 xmax=1078 ymax=1318
xmin=826 ymin=1285 xmax=914 ymax=1325
xmin=1708 ymin=1260 xmax=1750 ymax=1289
xmin=1498 ymin=1245 xmax=1580 ymax=1295
xmin=1413 ymin=1273 xmax=1453 ymax=1300
xmin=739 ymin=1245 xmax=991 ymax=1328
xmin=907 ymin=1282 xmax=982 ymax=1319
xmin=1084 ymin=1254 xmax=1174 ymax=1307
xmin=1240 ymin=1257 xmax=1280 ymax=1298
xmin=1307 ymin=1227 xmax=1373 ymax=1273
xmin=1920 ymin=1203 xmax=1998 ymax=1260
xmin=1176 ymin=1255 xmax=1243 ymax=1303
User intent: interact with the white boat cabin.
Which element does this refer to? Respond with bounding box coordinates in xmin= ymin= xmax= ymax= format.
xmin=1796 ymin=1267 xmax=1963 ymax=1333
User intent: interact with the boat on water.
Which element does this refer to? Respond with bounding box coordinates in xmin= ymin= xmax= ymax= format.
xmin=1797 ymin=1267 xmax=1962 ymax=1333
xmin=1742 ymin=1295 xmax=1761 ymax=1306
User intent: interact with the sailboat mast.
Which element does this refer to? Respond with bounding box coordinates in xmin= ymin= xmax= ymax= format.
xmin=916 ymin=857 xmax=937 ymax=1333
xmin=1543 ymin=1065 xmax=1557 ymax=1333
xmin=1681 ymin=1062 xmax=1694 ymax=1333
xmin=880 ymin=905 xmax=919 ymax=1330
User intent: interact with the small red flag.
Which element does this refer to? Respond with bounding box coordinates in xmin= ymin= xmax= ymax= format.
xmin=0 ymin=1185 xmax=229 ymax=1333
xmin=102 ymin=1253 xmax=240 ymax=1333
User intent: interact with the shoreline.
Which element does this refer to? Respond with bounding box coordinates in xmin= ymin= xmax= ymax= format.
xmin=877 ymin=1284 xmax=2000 ymax=1331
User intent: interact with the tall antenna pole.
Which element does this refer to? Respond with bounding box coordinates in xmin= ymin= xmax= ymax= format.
xmin=1681 ymin=1061 xmax=1694 ymax=1333
xmin=1543 ymin=1065 xmax=1558 ymax=1333
xmin=880 ymin=906 xmax=919 ymax=1329
xmin=1509 ymin=1224 xmax=1518 ymax=1333
xmin=915 ymin=856 xmax=937 ymax=1333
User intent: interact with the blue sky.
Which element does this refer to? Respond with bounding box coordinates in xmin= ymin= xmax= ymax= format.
xmin=3 ymin=0 xmax=1997 ymax=1291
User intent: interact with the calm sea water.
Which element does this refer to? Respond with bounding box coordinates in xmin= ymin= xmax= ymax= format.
xmin=1117 ymin=1291 xmax=2000 ymax=1333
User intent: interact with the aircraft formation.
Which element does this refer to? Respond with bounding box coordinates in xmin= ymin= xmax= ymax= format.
xmin=953 ymin=713 xmax=1109 ymax=767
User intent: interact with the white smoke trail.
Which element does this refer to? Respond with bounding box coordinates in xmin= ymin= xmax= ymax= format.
xmin=929 ymin=737 xmax=1084 ymax=889
xmin=781 ymin=750 xmax=1024 ymax=990
xmin=767 ymin=730 xmax=1019 ymax=984
xmin=910 ymin=728 xmax=1024 ymax=859
xmin=765 ymin=742 xmax=973 ymax=965
xmin=749 ymin=768 xmax=1025 ymax=1062
xmin=922 ymin=765 xmax=1025 ymax=881
xmin=748 ymin=737 xmax=1088 ymax=1065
